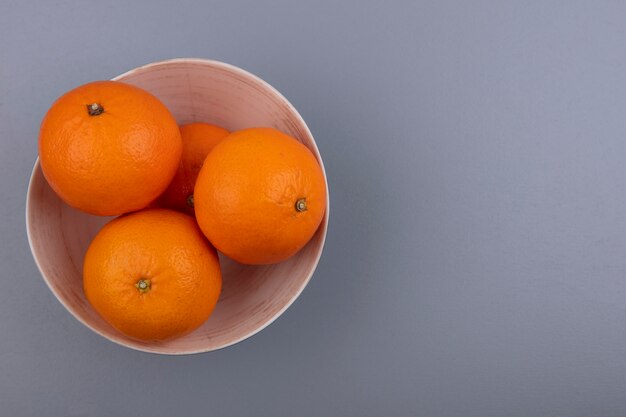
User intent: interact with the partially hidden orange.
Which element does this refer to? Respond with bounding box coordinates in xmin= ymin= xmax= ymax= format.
xmin=38 ymin=81 xmax=182 ymax=216
xmin=83 ymin=208 xmax=222 ymax=341
xmin=158 ymin=123 xmax=229 ymax=214
xmin=194 ymin=127 xmax=327 ymax=265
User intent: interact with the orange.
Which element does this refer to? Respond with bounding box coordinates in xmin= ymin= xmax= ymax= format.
xmin=194 ymin=127 xmax=327 ymax=265
xmin=38 ymin=81 xmax=182 ymax=216
xmin=158 ymin=123 xmax=229 ymax=214
xmin=83 ymin=208 xmax=222 ymax=341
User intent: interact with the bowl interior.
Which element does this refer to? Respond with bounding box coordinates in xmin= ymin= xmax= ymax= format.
xmin=27 ymin=59 xmax=328 ymax=354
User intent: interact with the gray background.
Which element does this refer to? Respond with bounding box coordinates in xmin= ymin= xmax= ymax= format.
xmin=2 ymin=1 xmax=626 ymax=416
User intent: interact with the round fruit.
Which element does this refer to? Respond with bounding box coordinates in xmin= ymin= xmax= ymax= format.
xmin=83 ymin=208 xmax=222 ymax=341
xmin=39 ymin=81 xmax=182 ymax=216
xmin=194 ymin=127 xmax=327 ymax=265
xmin=158 ymin=123 xmax=229 ymax=214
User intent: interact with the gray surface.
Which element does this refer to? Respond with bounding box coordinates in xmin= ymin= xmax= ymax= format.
xmin=2 ymin=1 xmax=626 ymax=416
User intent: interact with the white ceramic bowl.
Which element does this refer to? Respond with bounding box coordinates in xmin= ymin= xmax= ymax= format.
xmin=26 ymin=58 xmax=329 ymax=354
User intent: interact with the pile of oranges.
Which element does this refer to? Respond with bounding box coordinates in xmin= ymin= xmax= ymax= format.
xmin=38 ymin=81 xmax=327 ymax=342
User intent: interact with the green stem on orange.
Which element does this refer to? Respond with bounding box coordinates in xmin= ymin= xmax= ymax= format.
xmin=135 ymin=279 xmax=151 ymax=294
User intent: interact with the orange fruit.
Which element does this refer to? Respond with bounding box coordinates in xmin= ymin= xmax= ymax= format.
xmin=158 ymin=123 xmax=229 ymax=214
xmin=194 ymin=127 xmax=327 ymax=265
xmin=83 ymin=208 xmax=222 ymax=341
xmin=38 ymin=81 xmax=182 ymax=216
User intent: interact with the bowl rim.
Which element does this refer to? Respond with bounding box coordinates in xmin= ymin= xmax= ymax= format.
xmin=26 ymin=57 xmax=330 ymax=355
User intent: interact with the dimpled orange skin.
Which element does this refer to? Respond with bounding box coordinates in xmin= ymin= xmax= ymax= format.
xmin=38 ymin=81 xmax=182 ymax=216
xmin=83 ymin=209 xmax=222 ymax=341
xmin=194 ymin=127 xmax=327 ymax=265
xmin=158 ymin=123 xmax=229 ymax=214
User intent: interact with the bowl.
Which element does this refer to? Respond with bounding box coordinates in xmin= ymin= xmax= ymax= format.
xmin=26 ymin=58 xmax=329 ymax=354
